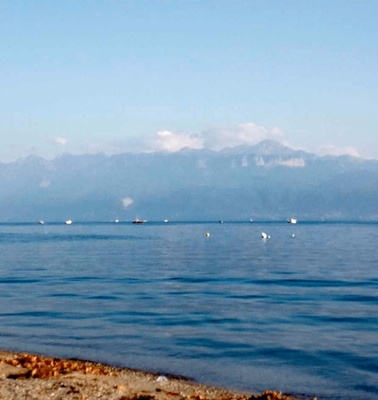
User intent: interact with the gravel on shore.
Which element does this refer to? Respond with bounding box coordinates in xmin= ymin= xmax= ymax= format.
xmin=0 ymin=351 xmax=309 ymax=400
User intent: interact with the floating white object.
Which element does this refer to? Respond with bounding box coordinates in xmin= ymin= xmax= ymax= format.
xmin=287 ymin=218 xmax=297 ymax=224
xmin=206 ymin=232 xmax=210 ymax=237
xmin=65 ymin=220 xmax=73 ymax=225
xmin=261 ymin=232 xmax=271 ymax=239
xmin=38 ymin=220 xmax=44 ymax=225
xmin=164 ymin=219 xmax=169 ymax=223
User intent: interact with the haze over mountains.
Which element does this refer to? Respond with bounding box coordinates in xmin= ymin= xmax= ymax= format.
xmin=1 ymin=140 xmax=378 ymax=222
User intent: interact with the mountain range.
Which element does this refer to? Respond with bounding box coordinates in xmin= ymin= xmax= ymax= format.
xmin=1 ymin=139 xmax=378 ymax=222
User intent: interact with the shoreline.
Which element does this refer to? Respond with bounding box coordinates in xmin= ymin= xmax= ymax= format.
xmin=0 ymin=350 xmax=305 ymax=400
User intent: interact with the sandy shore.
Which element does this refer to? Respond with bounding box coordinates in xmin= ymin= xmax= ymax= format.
xmin=0 ymin=350 xmax=307 ymax=400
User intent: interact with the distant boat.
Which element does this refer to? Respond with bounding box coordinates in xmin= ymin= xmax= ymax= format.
xmin=132 ymin=219 xmax=145 ymax=224
xmin=261 ymin=232 xmax=270 ymax=239
xmin=287 ymin=218 xmax=297 ymax=224
xmin=38 ymin=220 xmax=44 ymax=225
xmin=164 ymin=219 xmax=169 ymax=223
xmin=114 ymin=219 xmax=119 ymax=223
xmin=65 ymin=220 xmax=73 ymax=225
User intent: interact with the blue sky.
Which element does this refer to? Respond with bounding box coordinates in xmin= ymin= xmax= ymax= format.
xmin=1 ymin=0 xmax=377 ymax=162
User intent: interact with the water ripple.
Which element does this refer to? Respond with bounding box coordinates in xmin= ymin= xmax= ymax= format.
xmin=0 ymin=222 xmax=376 ymax=399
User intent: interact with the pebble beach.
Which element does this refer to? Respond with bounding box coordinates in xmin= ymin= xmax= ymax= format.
xmin=0 ymin=351 xmax=305 ymax=400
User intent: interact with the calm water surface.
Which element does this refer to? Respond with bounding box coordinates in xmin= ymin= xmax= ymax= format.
xmin=0 ymin=221 xmax=377 ymax=399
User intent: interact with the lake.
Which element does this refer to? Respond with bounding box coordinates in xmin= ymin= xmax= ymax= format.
xmin=0 ymin=221 xmax=377 ymax=399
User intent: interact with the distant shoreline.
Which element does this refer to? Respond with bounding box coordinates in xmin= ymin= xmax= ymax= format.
xmin=2 ymin=219 xmax=378 ymax=224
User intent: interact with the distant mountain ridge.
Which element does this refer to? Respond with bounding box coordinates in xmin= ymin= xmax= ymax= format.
xmin=1 ymin=140 xmax=378 ymax=221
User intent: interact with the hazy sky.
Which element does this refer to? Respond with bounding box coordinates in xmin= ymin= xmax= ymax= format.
xmin=1 ymin=0 xmax=377 ymax=162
